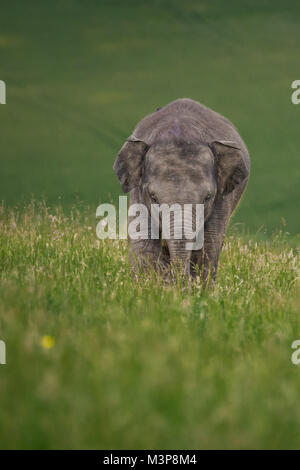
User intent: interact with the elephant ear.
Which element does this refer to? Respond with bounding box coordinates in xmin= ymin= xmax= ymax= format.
xmin=210 ymin=140 xmax=249 ymax=195
xmin=113 ymin=136 xmax=149 ymax=193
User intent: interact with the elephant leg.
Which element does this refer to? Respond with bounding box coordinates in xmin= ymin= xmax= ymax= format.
xmin=192 ymin=184 xmax=248 ymax=284
xmin=191 ymin=197 xmax=231 ymax=284
xmin=202 ymin=224 xmax=226 ymax=283
xmin=191 ymin=234 xmax=224 ymax=284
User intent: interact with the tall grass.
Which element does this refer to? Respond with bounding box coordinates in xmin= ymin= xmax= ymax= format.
xmin=0 ymin=202 xmax=299 ymax=449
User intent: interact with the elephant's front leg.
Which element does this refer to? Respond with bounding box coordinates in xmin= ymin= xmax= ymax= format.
xmin=191 ymin=233 xmax=225 ymax=284
xmin=203 ymin=228 xmax=225 ymax=283
xmin=191 ymin=202 xmax=229 ymax=284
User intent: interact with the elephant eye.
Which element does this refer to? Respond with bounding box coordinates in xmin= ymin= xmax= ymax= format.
xmin=150 ymin=194 xmax=158 ymax=204
xmin=204 ymin=194 xmax=212 ymax=203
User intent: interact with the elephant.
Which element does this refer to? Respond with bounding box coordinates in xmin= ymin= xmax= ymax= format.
xmin=113 ymin=98 xmax=250 ymax=283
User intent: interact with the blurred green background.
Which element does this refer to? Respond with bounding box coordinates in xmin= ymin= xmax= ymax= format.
xmin=0 ymin=0 xmax=299 ymax=233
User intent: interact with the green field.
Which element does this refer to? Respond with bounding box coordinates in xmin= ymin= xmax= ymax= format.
xmin=0 ymin=0 xmax=300 ymax=450
xmin=0 ymin=0 xmax=300 ymax=232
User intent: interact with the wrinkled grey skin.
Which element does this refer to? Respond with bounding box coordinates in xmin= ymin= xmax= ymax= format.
xmin=113 ymin=98 xmax=250 ymax=283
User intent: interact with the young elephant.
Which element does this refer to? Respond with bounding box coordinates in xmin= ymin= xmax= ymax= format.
xmin=113 ymin=98 xmax=250 ymax=282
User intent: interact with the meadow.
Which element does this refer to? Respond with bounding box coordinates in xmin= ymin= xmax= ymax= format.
xmin=0 ymin=0 xmax=300 ymax=449
xmin=0 ymin=202 xmax=299 ymax=449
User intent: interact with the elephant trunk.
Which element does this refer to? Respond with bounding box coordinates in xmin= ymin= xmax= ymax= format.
xmin=166 ymin=205 xmax=197 ymax=277
xmin=167 ymin=239 xmax=192 ymax=276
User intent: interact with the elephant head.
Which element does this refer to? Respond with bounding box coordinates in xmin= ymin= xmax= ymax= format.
xmin=113 ymin=135 xmax=248 ymax=275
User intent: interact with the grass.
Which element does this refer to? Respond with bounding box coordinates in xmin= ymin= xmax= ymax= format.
xmin=0 ymin=202 xmax=299 ymax=449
